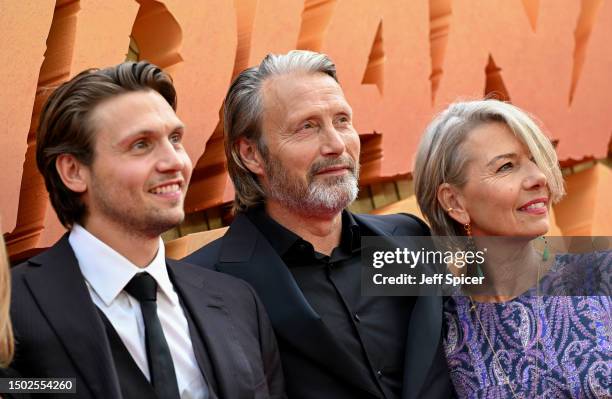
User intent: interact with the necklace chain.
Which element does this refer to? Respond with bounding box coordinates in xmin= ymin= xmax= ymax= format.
xmin=469 ymin=254 xmax=542 ymax=399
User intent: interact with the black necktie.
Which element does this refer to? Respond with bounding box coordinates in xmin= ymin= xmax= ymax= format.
xmin=124 ymin=272 xmax=181 ymax=399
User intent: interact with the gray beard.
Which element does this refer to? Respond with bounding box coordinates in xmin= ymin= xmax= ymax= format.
xmin=264 ymin=155 xmax=359 ymax=216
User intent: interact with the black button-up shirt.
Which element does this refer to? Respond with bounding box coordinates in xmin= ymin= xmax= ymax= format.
xmin=247 ymin=207 xmax=415 ymax=399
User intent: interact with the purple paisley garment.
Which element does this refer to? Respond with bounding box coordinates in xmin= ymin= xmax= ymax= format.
xmin=443 ymin=253 xmax=611 ymax=398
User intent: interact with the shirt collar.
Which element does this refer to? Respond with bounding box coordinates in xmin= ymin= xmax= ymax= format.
xmin=68 ymin=224 xmax=176 ymax=306
xmin=245 ymin=206 xmax=362 ymax=259
xmin=246 ymin=206 xmax=301 ymax=257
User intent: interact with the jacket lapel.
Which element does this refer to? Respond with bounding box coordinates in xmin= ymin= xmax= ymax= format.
xmin=352 ymin=213 xmax=404 ymax=237
xmin=355 ymin=214 xmax=446 ymax=398
xmin=168 ymin=259 xmax=254 ymax=399
xmin=25 ymin=235 xmax=121 ymax=399
xmin=215 ymin=214 xmax=381 ymax=397
xmin=402 ymin=296 xmax=444 ymax=399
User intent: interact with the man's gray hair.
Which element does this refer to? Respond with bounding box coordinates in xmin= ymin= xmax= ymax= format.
xmin=224 ymin=50 xmax=338 ymax=212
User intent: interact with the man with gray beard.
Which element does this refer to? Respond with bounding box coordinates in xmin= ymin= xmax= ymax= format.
xmin=185 ymin=50 xmax=452 ymax=399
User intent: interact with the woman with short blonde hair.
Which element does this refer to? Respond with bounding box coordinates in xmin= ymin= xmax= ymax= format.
xmin=414 ymin=99 xmax=565 ymax=237
xmin=413 ymin=99 xmax=610 ymax=398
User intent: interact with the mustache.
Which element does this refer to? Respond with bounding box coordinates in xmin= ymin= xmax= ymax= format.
xmin=308 ymin=155 xmax=358 ymax=177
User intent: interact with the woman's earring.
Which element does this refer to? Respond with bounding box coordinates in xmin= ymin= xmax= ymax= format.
xmin=464 ymin=223 xmax=484 ymax=278
xmin=540 ymin=236 xmax=550 ymax=261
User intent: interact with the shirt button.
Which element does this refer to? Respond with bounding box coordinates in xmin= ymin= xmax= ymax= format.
xmin=376 ymin=370 xmax=383 ymax=378
xmin=353 ymin=313 xmax=361 ymax=322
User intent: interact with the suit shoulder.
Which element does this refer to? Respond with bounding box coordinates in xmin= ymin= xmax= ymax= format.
xmin=182 ymin=235 xmax=223 ymax=267
xmin=11 ymin=235 xmax=72 ymax=280
xmin=356 ymin=212 xmax=431 ymax=235
xmin=11 ymin=259 xmax=38 ymax=281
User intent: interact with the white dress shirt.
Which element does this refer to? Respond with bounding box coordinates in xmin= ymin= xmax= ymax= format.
xmin=69 ymin=224 xmax=207 ymax=399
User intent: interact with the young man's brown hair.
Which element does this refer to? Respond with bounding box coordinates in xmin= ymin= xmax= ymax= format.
xmin=36 ymin=61 xmax=176 ymax=227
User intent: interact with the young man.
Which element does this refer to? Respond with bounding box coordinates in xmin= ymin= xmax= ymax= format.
xmin=9 ymin=61 xmax=284 ymax=399
xmin=185 ymin=51 xmax=452 ymax=399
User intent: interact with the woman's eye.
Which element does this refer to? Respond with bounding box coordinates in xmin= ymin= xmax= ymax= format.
xmin=497 ymin=162 xmax=513 ymax=172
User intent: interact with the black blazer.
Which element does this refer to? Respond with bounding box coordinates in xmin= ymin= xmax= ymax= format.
xmin=10 ymin=235 xmax=285 ymax=399
xmin=184 ymin=212 xmax=453 ymax=399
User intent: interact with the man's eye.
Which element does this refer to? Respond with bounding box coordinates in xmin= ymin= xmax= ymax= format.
xmin=497 ymin=162 xmax=513 ymax=172
xmin=169 ymin=133 xmax=182 ymax=144
xmin=132 ymin=140 xmax=149 ymax=150
xmin=298 ymin=121 xmax=316 ymax=132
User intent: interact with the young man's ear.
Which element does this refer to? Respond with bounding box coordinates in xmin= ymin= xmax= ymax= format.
xmin=437 ymin=183 xmax=470 ymax=226
xmin=236 ymin=138 xmax=265 ymax=176
xmin=55 ymin=154 xmax=88 ymax=193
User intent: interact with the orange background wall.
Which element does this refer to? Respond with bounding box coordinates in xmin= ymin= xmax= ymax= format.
xmin=2 ymin=0 xmax=611 ymax=259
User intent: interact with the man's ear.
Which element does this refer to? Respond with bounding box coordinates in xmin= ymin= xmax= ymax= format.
xmin=236 ymin=138 xmax=265 ymax=176
xmin=437 ymin=183 xmax=470 ymax=225
xmin=55 ymin=154 xmax=88 ymax=193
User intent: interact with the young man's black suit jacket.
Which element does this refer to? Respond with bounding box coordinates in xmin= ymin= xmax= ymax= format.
xmin=10 ymin=235 xmax=285 ymax=399
xmin=184 ymin=212 xmax=453 ymax=399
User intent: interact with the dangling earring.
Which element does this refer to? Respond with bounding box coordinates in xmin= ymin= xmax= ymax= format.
xmin=464 ymin=223 xmax=484 ymax=278
xmin=540 ymin=236 xmax=550 ymax=261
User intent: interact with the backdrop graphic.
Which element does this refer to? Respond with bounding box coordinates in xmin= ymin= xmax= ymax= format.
xmin=1 ymin=0 xmax=611 ymax=259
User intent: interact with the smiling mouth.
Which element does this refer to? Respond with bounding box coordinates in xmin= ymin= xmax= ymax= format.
xmin=316 ymin=166 xmax=349 ymax=175
xmin=519 ymin=202 xmax=545 ymax=211
xmin=149 ymin=183 xmax=181 ymax=195
xmin=517 ymin=198 xmax=548 ymax=214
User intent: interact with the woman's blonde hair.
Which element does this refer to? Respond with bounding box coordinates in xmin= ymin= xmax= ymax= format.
xmin=0 ymin=233 xmax=13 ymax=367
xmin=414 ymin=99 xmax=565 ymax=236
